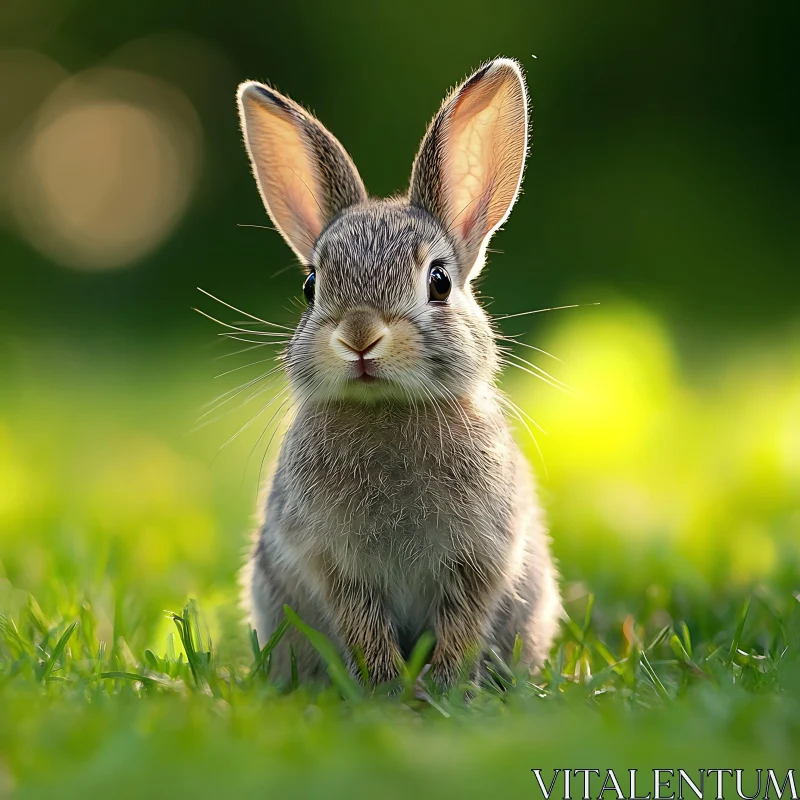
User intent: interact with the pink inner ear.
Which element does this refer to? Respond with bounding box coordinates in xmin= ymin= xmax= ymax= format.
xmin=457 ymin=182 xmax=493 ymax=245
xmin=240 ymin=91 xmax=327 ymax=261
xmin=438 ymin=63 xmax=527 ymax=270
xmin=443 ymin=79 xmax=509 ymax=244
xmin=282 ymin=170 xmax=324 ymax=242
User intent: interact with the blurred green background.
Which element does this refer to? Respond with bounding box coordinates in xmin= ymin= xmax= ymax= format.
xmin=2 ymin=0 xmax=798 ymax=622
xmin=0 ymin=0 xmax=799 ymax=794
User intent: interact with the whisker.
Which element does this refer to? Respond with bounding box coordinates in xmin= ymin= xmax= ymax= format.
xmin=501 ymin=395 xmax=547 ymax=436
xmin=237 ymin=223 xmax=279 ymax=232
xmin=192 ymin=378 xmax=282 ymax=433
xmin=252 ymin=400 xmax=295 ymax=492
xmin=493 ymin=302 xmax=599 ymax=322
xmin=218 ymin=334 xmax=288 ymax=345
xmin=418 ymin=381 xmax=451 ymax=459
xmin=502 ymin=350 xmax=576 ymax=394
xmin=198 ymin=375 xmax=288 ymax=435
xmin=194 ymin=306 xmax=290 ymax=338
xmin=216 ymin=331 xmax=289 ymax=340
xmin=500 ymin=352 xmax=577 ymax=396
xmin=199 ymin=377 xmax=264 ymax=416
xmin=271 ymin=262 xmax=299 ymax=280
xmin=254 ymin=376 xmax=327 ymax=493
xmin=199 ymin=383 xmax=248 ymax=412
xmin=196 ymin=287 xmax=295 ymax=331
xmin=495 ymin=335 xmax=563 ymax=363
xmin=499 ymin=396 xmax=548 ymax=477
xmin=215 ymin=358 xmax=279 ymax=379
xmin=246 ymin=394 xmax=293 ymax=472
xmin=216 ymin=385 xmax=292 ymax=455
xmin=214 ymin=326 xmax=312 ymax=360
xmin=229 ymin=319 xmax=281 ymax=327
xmin=432 ymin=377 xmax=477 ymax=451
xmin=242 ymin=372 xmax=285 ymax=405
xmin=197 ymin=369 xmax=281 ymax=422
xmin=215 ymin=342 xmax=273 ymax=360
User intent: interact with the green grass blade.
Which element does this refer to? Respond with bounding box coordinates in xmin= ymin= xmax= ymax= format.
xmin=290 ymin=644 xmax=299 ymax=690
xmin=639 ymin=650 xmax=670 ymax=701
xmin=512 ymin=633 xmax=524 ymax=666
xmin=0 ymin=615 xmax=31 ymax=659
xmin=726 ymin=598 xmax=751 ymax=665
xmin=40 ymin=621 xmax=78 ymax=682
xmin=283 ymin=605 xmax=363 ymax=701
xmin=99 ymin=671 xmax=166 ymax=689
xmin=249 ymin=618 xmax=290 ymax=680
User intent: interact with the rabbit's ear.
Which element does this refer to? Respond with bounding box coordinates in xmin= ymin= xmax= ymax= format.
xmin=410 ymin=59 xmax=528 ymax=280
xmin=238 ymin=82 xmax=367 ymax=262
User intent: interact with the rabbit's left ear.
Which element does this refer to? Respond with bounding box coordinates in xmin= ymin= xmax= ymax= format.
xmin=238 ymin=82 xmax=367 ymax=263
xmin=410 ymin=59 xmax=528 ymax=280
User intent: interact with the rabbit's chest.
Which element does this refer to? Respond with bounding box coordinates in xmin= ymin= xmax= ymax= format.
xmin=274 ymin=406 xmax=514 ymax=575
xmin=309 ymin=439 xmax=479 ymax=555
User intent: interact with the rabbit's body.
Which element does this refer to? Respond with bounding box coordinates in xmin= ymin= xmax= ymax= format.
xmin=250 ymin=387 xmax=560 ymax=682
xmin=237 ymin=60 xmax=561 ymax=689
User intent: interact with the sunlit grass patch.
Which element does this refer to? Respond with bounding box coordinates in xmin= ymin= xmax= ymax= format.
xmin=0 ymin=587 xmax=798 ymax=796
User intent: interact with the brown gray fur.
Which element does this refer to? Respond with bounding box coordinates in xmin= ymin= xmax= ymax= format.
xmin=237 ymin=58 xmax=561 ymax=690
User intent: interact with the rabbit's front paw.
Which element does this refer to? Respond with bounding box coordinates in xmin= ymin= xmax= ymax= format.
xmin=367 ymin=655 xmax=400 ymax=688
xmin=429 ymin=649 xmax=472 ymax=694
xmin=348 ymin=645 xmax=402 ymax=690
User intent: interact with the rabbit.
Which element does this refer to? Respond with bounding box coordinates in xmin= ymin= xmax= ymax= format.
xmin=237 ymin=57 xmax=561 ymax=691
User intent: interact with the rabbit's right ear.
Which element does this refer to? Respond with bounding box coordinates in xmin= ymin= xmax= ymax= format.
xmin=238 ymin=82 xmax=367 ymax=263
xmin=409 ymin=59 xmax=528 ymax=281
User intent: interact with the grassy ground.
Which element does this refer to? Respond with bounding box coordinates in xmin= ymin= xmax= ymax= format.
xmin=1 ymin=304 xmax=799 ymax=797
xmin=1 ymin=588 xmax=798 ymax=798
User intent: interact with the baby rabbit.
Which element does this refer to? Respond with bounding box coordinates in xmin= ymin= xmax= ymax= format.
xmin=238 ymin=58 xmax=561 ymax=690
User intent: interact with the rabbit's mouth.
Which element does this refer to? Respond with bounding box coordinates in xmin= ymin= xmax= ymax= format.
xmin=352 ymin=358 xmax=379 ymax=382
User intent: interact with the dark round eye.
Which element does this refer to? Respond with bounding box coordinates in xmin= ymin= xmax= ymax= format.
xmin=428 ymin=261 xmax=451 ymax=303
xmin=303 ymin=271 xmax=316 ymax=305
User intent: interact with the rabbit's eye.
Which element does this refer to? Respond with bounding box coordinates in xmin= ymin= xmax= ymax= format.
xmin=428 ymin=261 xmax=451 ymax=303
xmin=303 ymin=271 xmax=316 ymax=305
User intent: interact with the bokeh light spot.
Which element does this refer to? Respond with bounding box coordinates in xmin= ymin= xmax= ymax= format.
xmin=10 ymin=68 xmax=202 ymax=271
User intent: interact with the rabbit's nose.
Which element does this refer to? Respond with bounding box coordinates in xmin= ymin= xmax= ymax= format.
xmin=336 ymin=333 xmax=384 ymax=357
xmin=330 ymin=311 xmax=390 ymax=361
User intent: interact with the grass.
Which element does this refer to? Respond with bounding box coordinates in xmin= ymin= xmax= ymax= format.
xmin=1 ymin=585 xmax=798 ymax=798
xmin=1 ymin=305 xmax=799 ymax=797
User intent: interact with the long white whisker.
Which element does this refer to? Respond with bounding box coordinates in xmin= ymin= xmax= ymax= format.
xmin=192 ymin=379 xmax=282 ymax=433
xmin=236 ymin=223 xmax=279 ymax=232
xmin=215 ymin=342 xmax=273 ymax=360
xmin=501 ymin=395 xmax=547 ymax=436
xmin=418 ymin=381 xmax=451 ymax=460
xmin=247 ymin=394 xmax=293 ymax=466
xmin=502 ymin=350 xmax=576 ymax=395
xmin=493 ymin=302 xmax=599 ymax=322
xmin=216 ymin=385 xmax=292 ymax=455
xmin=218 ymin=334 xmax=288 ymax=345
xmin=215 ymin=358 xmax=279 ymax=379
xmin=197 ymin=370 xmax=282 ymax=424
xmin=500 ymin=396 xmax=548 ymax=477
xmin=254 ymin=376 xmax=327 ymax=492
xmin=216 ymin=330 xmax=289 ymax=339
xmin=194 ymin=307 xmax=290 ymax=338
xmin=496 ymin=335 xmax=563 ymax=363
xmin=501 ymin=354 xmax=577 ymax=396
xmin=196 ymin=287 xmax=294 ymax=331
xmin=432 ymin=378 xmax=477 ymax=451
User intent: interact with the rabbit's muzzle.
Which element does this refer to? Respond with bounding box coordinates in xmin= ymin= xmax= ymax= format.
xmin=329 ymin=309 xmax=391 ymax=377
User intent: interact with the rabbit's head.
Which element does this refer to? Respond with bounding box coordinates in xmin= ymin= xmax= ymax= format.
xmin=237 ymin=59 xmax=528 ymax=404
